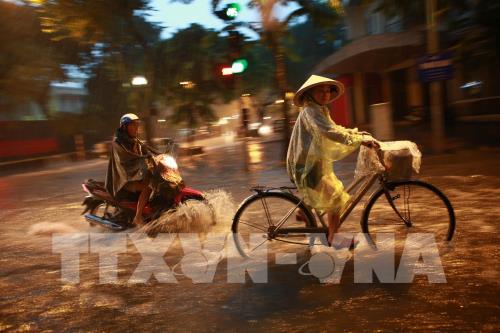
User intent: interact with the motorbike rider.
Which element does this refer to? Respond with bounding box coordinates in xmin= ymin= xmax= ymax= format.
xmin=105 ymin=113 xmax=158 ymax=226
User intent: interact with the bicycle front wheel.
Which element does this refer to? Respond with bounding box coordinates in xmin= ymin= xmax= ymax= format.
xmin=231 ymin=192 xmax=317 ymax=258
xmin=361 ymin=180 xmax=455 ymax=247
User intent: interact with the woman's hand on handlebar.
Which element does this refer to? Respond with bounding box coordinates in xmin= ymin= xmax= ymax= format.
xmin=361 ymin=139 xmax=380 ymax=149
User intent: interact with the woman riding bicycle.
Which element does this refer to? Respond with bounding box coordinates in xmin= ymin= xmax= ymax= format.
xmin=286 ymin=75 xmax=379 ymax=248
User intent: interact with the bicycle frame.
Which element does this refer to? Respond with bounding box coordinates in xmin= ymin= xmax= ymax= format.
xmin=340 ymin=173 xmax=380 ymax=223
xmin=266 ymin=148 xmax=409 ymax=239
xmin=268 ymin=172 xmax=384 ymax=239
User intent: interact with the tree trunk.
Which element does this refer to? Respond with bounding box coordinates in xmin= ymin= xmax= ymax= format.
xmin=272 ymin=35 xmax=291 ymax=162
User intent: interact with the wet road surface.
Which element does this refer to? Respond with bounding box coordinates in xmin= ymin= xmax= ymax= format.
xmin=0 ymin=141 xmax=499 ymax=332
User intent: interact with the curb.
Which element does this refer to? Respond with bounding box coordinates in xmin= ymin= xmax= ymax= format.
xmin=0 ymin=150 xmax=95 ymax=168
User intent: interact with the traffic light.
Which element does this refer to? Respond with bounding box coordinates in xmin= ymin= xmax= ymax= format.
xmin=221 ymin=66 xmax=233 ymax=76
xmin=231 ymin=59 xmax=248 ymax=73
xmin=215 ymin=2 xmax=241 ymax=21
xmin=215 ymin=63 xmax=235 ymax=89
xmin=225 ymin=3 xmax=241 ymax=19
xmin=227 ymin=30 xmax=243 ymax=57
xmin=218 ymin=59 xmax=247 ymax=76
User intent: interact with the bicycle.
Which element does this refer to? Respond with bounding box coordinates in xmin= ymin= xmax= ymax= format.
xmin=231 ymin=147 xmax=456 ymax=258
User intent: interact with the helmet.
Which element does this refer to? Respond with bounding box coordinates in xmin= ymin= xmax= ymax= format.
xmin=120 ymin=113 xmax=140 ymax=127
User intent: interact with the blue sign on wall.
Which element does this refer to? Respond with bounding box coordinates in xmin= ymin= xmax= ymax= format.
xmin=418 ymin=52 xmax=453 ymax=82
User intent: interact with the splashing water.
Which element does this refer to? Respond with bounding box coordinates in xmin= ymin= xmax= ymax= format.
xmin=141 ymin=189 xmax=236 ymax=235
xmin=28 ymin=222 xmax=80 ymax=236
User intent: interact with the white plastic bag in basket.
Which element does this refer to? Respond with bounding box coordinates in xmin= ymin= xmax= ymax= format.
xmin=354 ymin=140 xmax=421 ymax=179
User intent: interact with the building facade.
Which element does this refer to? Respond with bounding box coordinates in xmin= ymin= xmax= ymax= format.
xmin=314 ymin=0 xmax=499 ymax=147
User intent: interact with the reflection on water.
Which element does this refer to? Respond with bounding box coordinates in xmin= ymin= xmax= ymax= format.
xmin=248 ymin=142 xmax=263 ymax=165
xmin=28 ymin=222 xmax=80 ymax=236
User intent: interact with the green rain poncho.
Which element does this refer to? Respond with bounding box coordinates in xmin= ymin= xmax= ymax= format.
xmin=286 ymin=97 xmax=363 ymax=213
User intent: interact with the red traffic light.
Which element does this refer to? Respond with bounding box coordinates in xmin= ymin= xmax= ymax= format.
xmin=221 ymin=67 xmax=233 ymax=76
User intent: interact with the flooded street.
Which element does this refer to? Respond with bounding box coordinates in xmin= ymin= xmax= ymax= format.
xmin=0 ymin=141 xmax=499 ymax=332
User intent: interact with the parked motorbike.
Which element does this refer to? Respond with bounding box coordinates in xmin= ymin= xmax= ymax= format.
xmin=81 ymin=152 xmax=212 ymax=231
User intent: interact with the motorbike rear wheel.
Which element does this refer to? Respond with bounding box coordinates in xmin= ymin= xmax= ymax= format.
xmin=82 ymin=197 xmax=132 ymax=230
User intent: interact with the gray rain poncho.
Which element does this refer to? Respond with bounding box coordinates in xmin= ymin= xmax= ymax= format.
xmin=286 ymin=97 xmax=363 ymax=213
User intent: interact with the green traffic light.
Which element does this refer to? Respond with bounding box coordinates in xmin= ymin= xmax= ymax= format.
xmin=225 ymin=3 xmax=241 ymax=19
xmin=231 ymin=59 xmax=248 ymax=73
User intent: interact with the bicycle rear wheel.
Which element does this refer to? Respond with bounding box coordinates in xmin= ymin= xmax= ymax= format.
xmin=361 ymin=180 xmax=455 ymax=247
xmin=231 ymin=192 xmax=317 ymax=258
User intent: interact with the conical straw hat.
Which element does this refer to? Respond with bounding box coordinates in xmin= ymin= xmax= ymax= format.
xmin=293 ymin=75 xmax=345 ymax=107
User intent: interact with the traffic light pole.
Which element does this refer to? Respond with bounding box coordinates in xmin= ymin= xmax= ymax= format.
xmin=236 ymin=76 xmax=250 ymax=172
xmin=213 ymin=2 xmax=249 ymax=170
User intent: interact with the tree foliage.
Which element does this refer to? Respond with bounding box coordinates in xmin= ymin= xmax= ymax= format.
xmin=0 ymin=2 xmax=79 ymax=116
xmin=156 ymin=24 xmax=226 ymax=127
xmin=32 ymin=0 xmax=156 ymax=47
xmin=1 ymin=0 xmax=346 ymax=141
xmin=284 ymin=14 xmax=344 ymax=89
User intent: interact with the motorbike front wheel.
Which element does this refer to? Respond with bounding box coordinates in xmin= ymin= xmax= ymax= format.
xmin=144 ymin=195 xmax=216 ymax=234
xmin=180 ymin=196 xmax=217 ymax=227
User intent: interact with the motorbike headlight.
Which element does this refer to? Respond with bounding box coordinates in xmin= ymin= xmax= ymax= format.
xmin=162 ymin=155 xmax=178 ymax=170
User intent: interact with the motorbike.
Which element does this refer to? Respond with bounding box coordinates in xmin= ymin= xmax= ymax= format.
xmin=81 ymin=151 xmax=211 ymax=231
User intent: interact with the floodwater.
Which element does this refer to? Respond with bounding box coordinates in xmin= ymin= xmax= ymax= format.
xmin=0 ymin=141 xmax=499 ymax=332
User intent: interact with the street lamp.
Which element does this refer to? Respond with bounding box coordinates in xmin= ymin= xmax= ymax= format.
xmin=130 ymin=75 xmax=154 ymax=145
xmin=130 ymin=76 xmax=148 ymax=115
xmin=131 ymin=76 xmax=148 ymax=86
xmin=179 ymin=81 xmax=196 ymax=89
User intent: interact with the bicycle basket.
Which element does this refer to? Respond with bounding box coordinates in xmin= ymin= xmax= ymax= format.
xmin=355 ymin=140 xmax=421 ymax=180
